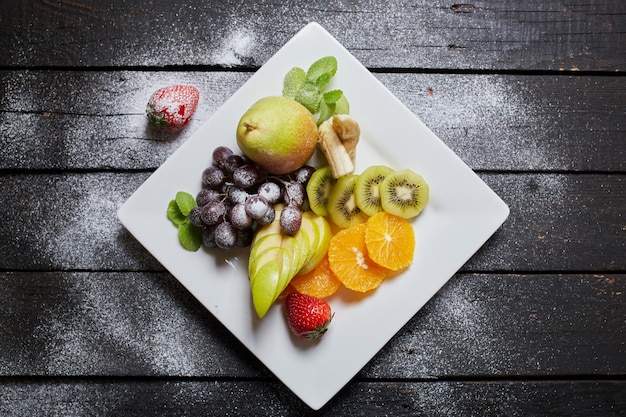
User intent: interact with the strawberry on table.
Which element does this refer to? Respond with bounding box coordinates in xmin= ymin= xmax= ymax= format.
xmin=146 ymin=85 xmax=199 ymax=131
xmin=284 ymin=293 xmax=333 ymax=340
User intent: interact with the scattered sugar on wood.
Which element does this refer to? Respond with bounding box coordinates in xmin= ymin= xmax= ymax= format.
xmin=33 ymin=272 xmax=232 ymax=375
xmin=378 ymin=73 xmax=564 ymax=170
xmin=211 ymin=29 xmax=256 ymax=67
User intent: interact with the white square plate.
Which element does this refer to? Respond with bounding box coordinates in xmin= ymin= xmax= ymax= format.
xmin=117 ymin=22 xmax=509 ymax=409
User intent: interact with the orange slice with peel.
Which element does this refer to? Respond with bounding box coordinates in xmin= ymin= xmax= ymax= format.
xmin=328 ymin=223 xmax=391 ymax=292
xmin=290 ymin=255 xmax=341 ymax=298
xmin=365 ymin=212 xmax=415 ymax=271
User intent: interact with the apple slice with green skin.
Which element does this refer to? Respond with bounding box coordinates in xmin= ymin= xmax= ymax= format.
xmin=250 ymin=237 xmax=308 ymax=317
xmin=249 ymin=205 xmax=313 ymax=317
xmin=272 ymin=235 xmax=305 ymax=300
xmin=251 ymin=261 xmax=282 ymax=318
xmin=293 ymin=213 xmax=319 ymax=266
xmin=251 ymin=211 xmax=283 ymax=247
xmin=249 ymin=246 xmax=286 ymax=287
xmin=297 ymin=211 xmax=332 ymax=275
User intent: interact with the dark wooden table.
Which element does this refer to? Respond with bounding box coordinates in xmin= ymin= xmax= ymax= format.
xmin=1 ymin=1 xmax=624 ymax=415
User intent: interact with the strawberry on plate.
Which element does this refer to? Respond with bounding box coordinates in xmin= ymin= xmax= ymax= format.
xmin=285 ymin=293 xmax=334 ymax=340
xmin=146 ymin=85 xmax=200 ymax=131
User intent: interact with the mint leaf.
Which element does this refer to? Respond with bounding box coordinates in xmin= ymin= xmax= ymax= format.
xmin=323 ymin=89 xmax=343 ymax=104
xmin=167 ymin=199 xmax=187 ymax=226
xmin=283 ymin=67 xmax=307 ymax=98
xmin=178 ymin=221 xmax=203 ymax=251
xmin=315 ymin=72 xmax=332 ymax=88
xmin=175 ymin=191 xmax=196 ymax=216
xmin=317 ymin=101 xmax=336 ymax=125
xmin=294 ymin=81 xmax=321 ymax=113
xmin=307 ymin=56 xmax=337 ymax=86
xmin=335 ymin=94 xmax=350 ymax=115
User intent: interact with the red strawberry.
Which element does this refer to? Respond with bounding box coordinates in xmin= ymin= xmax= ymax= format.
xmin=285 ymin=293 xmax=334 ymax=340
xmin=146 ymin=85 xmax=199 ymax=131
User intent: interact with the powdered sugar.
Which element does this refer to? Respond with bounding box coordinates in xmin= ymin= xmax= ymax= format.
xmin=32 ymin=272 xmax=232 ymax=375
xmin=211 ymin=29 xmax=257 ymax=67
xmin=377 ymin=73 xmax=560 ymax=171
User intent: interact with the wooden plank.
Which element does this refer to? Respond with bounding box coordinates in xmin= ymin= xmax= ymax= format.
xmin=0 ymin=379 xmax=624 ymax=416
xmin=0 ymin=172 xmax=622 ymax=272
xmin=1 ymin=71 xmax=624 ymax=172
xmin=0 ymin=0 xmax=624 ymax=71
xmin=1 ymin=272 xmax=623 ymax=377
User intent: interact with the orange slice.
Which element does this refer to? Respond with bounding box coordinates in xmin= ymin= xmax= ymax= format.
xmin=328 ymin=223 xmax=391 ymax=292
xmin=290 ymin=255 xmax=341 ymax=298
xmin=365 ymin=212 xmax=415 ymax=270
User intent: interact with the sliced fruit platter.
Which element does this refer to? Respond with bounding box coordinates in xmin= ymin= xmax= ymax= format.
xmin=117 ymin=22 xmax=509 ymax=410
xmin=166 ymin=56 xmax=430 ymax=338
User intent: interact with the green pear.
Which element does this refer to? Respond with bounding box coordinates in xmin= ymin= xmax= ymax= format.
xmin=236 ymin=96 xmax=318 ymax=175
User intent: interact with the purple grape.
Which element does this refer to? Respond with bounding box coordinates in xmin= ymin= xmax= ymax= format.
xmin=257 ymin=181 xmax=282 ymax=204
xmin=258 ymin=205 xmax=276 ymax=225
xmin=188 ymin=206 xmax=205 ymax=227
xmin=283 ymin=181 xmax=305 ymax=207
xmin=280 ymin=205 xmax=302 ymax=235
xmin=202 ymin=226 xmax=217 ymax=248
xmin=294 ymin=165 xmax=316 ymax=184
xmin=245 ymin=195 xmax=270 ymax=220
xmin=222 ymin=154 xmax=246 ymax=174
xmin=227 ymin=186 xmax=249 ymax=205
xmin=214 ymin=221 xmax=237 ymax=249
xmin=233 ymin=164 xmax=261 ymax=189
xmin=230 ymin=203 xmax=253 ymax=230
xmin=196 ymin=189 xmax=221 ymax=207
xmin=235 ymin=228 xmax=254 ymax=247
xmin=202 ymin=166 xmax=226 ymax=189
xmin=212 ymin=146 xmax=234 ymax=169
xmin=201 ymin=201 xmax=227 ymax=226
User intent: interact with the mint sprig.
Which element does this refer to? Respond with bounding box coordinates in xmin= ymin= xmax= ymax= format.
xmin=167 ymin=191 xmax=203 ymax=251
xmin=282 ymin=56 xmax=349 ymax=125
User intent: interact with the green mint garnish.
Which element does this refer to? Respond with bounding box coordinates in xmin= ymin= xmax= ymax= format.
xmin=323 ymin=89 xmax=343 ymax=104
xmin=306 ymin=56 xmax=337 ymax=86
xmin=178 ymin=221 xmax=203 ymax=251
xmin=294 ymin=81 xmax=322 ymax=114
xmin=175 ymin=191 xmax=196 ymax=216
xmin=335 ymin=94 xmax=350 ymax=115
xmin=283 ymin=67 xmax=307 ymax=99
xmin=317 ymin=101 xmax=336 ymax=126
xmin=283 ymin=55 xmax=350 ymax=125
xmin=167 ymin=199 xmax=187 ymax=226
xmin=167 ymin=191 xmax=202 ymax=251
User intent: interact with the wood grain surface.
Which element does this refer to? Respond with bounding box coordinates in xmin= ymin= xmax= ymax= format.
xmin=1 ymin=0 xmax=624 ymax=71
xmin=0 ymin=0 xmax=624 ymax=415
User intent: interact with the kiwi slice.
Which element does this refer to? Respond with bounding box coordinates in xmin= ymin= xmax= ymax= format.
xmin=354 ymin=165 xmax=395 ymax=216
xmin=327 ymin=174 xmax=369 ymax=228
xmin=305 ymin=166 xmax=336 ymax=217
xmin=380 ymin=168 xmax=429 ymax=219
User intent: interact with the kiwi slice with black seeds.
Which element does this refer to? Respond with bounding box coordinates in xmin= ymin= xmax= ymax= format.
xmin=327 ymin=174 xmax=369 ymax=228
xmin=305 ymin=166 xmax=336 ymax=217
xmin=380 ymin=169 xmax=429 ymax=219
xmin=354 ymin=165 xmax=395 ymax=216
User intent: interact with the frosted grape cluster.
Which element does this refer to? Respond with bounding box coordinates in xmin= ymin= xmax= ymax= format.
xmin=188 ymin=146 xmax=314 ymax=249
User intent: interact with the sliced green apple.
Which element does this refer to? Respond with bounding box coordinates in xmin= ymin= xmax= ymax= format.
xmin=251 ymin=261 xmax=281 ymax=318
xmin=249 ymin=246 xmax=286 ymax=287
xmin=297 ymin=211 xmax=332 ymax=275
